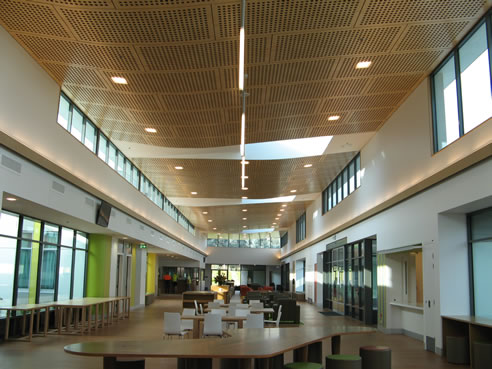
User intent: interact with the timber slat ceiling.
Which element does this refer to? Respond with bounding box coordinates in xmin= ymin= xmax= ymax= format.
xmin=0 ymin=0 xmax=488 ymax=231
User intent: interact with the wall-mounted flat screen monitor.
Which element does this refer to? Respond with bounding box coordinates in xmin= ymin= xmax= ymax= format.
xmin=96 ymin=201 xmax=112 ymax=228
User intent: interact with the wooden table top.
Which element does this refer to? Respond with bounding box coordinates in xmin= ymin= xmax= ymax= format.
xmin=52 ymin=297 xmax=127 ymax=307
xmin=181 ymin=315 xmax=248 ymax=322
xmin=0 ymin=303 xmax=54 ymax=311
xmin=204 ymin=308 xmax=274 ymax=314
xmin=182 ymin=291 xmax=216 ymax=296
xmin=442 ymin=315 xmax=492 ymax=328
xmin=65 ymin=326 xmax=375 ymax=359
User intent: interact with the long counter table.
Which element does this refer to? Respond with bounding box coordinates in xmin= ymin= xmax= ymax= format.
xmin=0 ymin=303 xmax=53 ymax=341
xmin=65 ymin=325 xmax=375 ymax=369
xmin=442 ymin=315 xmax=492 ymax=368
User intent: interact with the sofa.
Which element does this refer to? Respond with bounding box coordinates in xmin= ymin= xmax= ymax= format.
xmin=274 ymin=299 xmax=301 ymax=324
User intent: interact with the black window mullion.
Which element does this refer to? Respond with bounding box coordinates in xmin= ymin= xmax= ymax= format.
xmin=486 ymin=15 xmax=492 ymax=96
xmin=35 ymin=222 xmax=45 ymax=304
xmin=11 ymin=216 xmax=24 ymax=307
xmin=454 ymin=50 xmax=465 ymax=137
xmin=69 ymin=231 xmax=76 ymax=299
xmin=54 ymin=226 xmax=62 ymax=301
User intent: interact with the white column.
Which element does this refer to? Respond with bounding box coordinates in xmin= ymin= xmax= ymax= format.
xmin=133 ymin=248 xmax=147 ymax=308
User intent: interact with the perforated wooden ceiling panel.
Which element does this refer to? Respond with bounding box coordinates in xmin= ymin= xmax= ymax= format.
xmin=0 ymin=0 xmax=488 ymax=231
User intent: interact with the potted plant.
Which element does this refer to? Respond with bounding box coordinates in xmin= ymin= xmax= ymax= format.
xmin=214 ymin=273 xmax=227 ymax=286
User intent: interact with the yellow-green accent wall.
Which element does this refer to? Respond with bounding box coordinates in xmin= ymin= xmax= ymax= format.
xmin=28 ymin=222 xmax=42 ymax=303
xmin=86 ymin=234 xmax=111 ymax=297
xmin=146 ymin=253 xmax=156 ymax=295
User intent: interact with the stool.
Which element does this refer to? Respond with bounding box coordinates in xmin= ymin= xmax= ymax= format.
xmin=326 ymin=354 xmax=361 ymax=369
xmin=359 ymin=346 xmax=391 ymax=369
xmin=473 ymin=341 xmax=492 ymax=369
xmin=284 ymin=363 xmax=323 ymax=369
xmin=446 ymin=336 xmax=469 ymax=364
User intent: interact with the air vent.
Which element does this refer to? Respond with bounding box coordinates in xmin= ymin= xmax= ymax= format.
xmin=51 ymin=181 xmax=65 ymax=194
xmin=1 ymin=155 xmax=22 ymax=174
xmin=85 ymin=197 xmax=95 ymax=208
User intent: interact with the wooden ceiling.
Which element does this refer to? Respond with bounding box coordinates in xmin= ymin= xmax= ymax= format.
xmin=0 ymin=0 xmax=488 ymax=233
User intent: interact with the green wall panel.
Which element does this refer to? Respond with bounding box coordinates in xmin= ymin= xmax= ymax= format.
xmin=87 ymin=234 xmax=111 ymax=297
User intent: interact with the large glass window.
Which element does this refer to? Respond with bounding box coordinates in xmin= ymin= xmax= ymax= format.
xmin=469 ymin=208 xmax=492 ymax=316
xmin=98 ymin=134 xmax=108 ymax=162
xmin=71 ymin=108 xmax=84 ymax=142
xmin=433 ymin=57 xmax=460 ymax=151
xmin=295 ymin=259 xmax=305 ymax=292
xmin=459 ymin=24 xmax=492 ymax=133
xmin=0 ymin=211 xmax=88 ymax=305
xmin=84 ymin=120 xmax=96 ymax=153
xmin=56 ymin=93 xmax=195 ymax=234
xmin=296 ymin=212 xmax=306 ymax=243
xmin=322 ymin=153 xmax=361 ymax=214
xmin=432 ymin=15 xmax=492 ymax=152
xmin=57 ymin=94 xmax=71 ymax=130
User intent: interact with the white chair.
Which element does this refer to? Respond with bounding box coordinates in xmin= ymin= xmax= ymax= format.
xmin=227 ymin=308 xmax=248 ymax=329
xmin=194 ymin=300 xmax=202 ymax=315
xmin=249 ymin=299 xmax=261 ymax=304
xmin=200 ymin=304 xmax=204 ymax=315
xmin=237 ymin=303 xmax=249 ymax=309
xmin=251 ymin=302 xmax=264 ymax=310
xmin=210 ymin=308 xmax=226 ymax=316
xmin=208 ymin=302 xmax=220 ymax=309
xmin=163 ymin=312 xmax=187 ymax=339
xmin=265 ymin=305 xmax=282 ymax=327
xmin=244 ymin=313 xmax=264 ymax=328
xmin=181 ymin=308 xmax=195 ymax=331
xmin=203 ymin=313 xmax=223 ymax=337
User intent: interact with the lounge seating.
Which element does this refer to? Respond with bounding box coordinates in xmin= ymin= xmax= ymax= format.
xmin=275 ymin=299 xmax=300 ymax=324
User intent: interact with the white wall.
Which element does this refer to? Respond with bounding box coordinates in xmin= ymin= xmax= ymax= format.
xmin=0 ymin=26 xmax=206 ymax=254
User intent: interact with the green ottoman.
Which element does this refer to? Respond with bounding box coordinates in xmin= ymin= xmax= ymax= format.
xmin=284 ymin=363 xmax=323 ymax=369
xmin=446 ymin=336 xmax=469 ymax=364
xmin=473 ymin=342 xmax=492 ymax=369
xmin=359 ymin=346 xmax=391 ymax=369
xmin=326 ymin=354 xmax=361 ymax=369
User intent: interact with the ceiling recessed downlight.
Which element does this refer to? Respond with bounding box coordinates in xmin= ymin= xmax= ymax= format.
xmin=243 ymin=225 xmax=247 ymax=228
xmin=242 ymin=187 xmax=248 ymax=190
xmin=213 ymin=227 xmax=217 ymax=230
xmin=111 ymin=76 xmax=127 ymax=84
xmin=191 ymin=192 xmax=197 ymax=195
xmin=356 ymin=61 xmax=372 ymax=69
xmin=202 ymin=211 xmax=208 ymax=215
xmin=242 ymin=217 xmax=247 ymax=220
xmin=303 ymin=163 xmax=313 ymax=168
xmin=272 ymin=222 xmax=277 ymax=225
xmin=328 ymin=115 xmax=340 ymax=121
xmin=242 ymin=196 xmax=248 ymax=199
xmin=275 ymin=217 xmax=280 ymax=220
xmin=290 ymin=189 xmax=297 ymax=193
xmin=280 ymin=209 xmax=285 ymax=212
xmin=5 ymin=197 xmax=17 ymax=201
xmin=175 ymin=166 xmax=184 ymax=170
xmin=242 ymin=209 xmax=248 ymax=212
xmin=208 ymin=219 xmax=213 ymax=222
xmin=282 ymin=204 xmax=287 ymax=207
xmin=277 ymin=214 xmax=282 ymax=216
xmin=145 ymin=127 xmax=157 ymax=133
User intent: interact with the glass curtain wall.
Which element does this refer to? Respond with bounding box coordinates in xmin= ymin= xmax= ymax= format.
xmin=207 ymin=231 xmax=281 ymax=249
xmin=0 ymin=210 xmax=88 ymax=309
xmin=469 ymin=207 xmax=492 ymax=316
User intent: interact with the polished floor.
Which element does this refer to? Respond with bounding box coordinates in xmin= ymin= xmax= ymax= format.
xmin=0 ymin=295 xmax=468 ymax=369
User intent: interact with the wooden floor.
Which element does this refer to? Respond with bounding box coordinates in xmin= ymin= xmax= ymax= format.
xmin=0 ymin=295 xmax=469 ymax=369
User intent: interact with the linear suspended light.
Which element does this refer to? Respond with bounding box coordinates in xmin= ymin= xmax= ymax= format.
xmin=241 ymin=159 xmax=246 ymax=188
xmin=239 ymin=0 xmax=246 ymax=90
xmin=239 ymin=27 xmax=245 ymax=90
xmin=240 ymin=112 xmax=245 ymax=157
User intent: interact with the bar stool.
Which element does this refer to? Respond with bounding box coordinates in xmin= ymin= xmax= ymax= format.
xmin=326 ymin=354 xmax=361 ymax=369
xmin=473 ymin=341 xmax=492 ymax=369
xmin=359 ymin=346 xmax=391 ymax=369
xmin=446 ymin=336 xmax=469 ymax=364
xmin=284 ymin=363 xmax=323 ymax=369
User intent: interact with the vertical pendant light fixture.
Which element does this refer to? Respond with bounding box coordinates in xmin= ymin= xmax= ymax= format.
xmin=239 ymin=0 xmax=247 ymax=190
